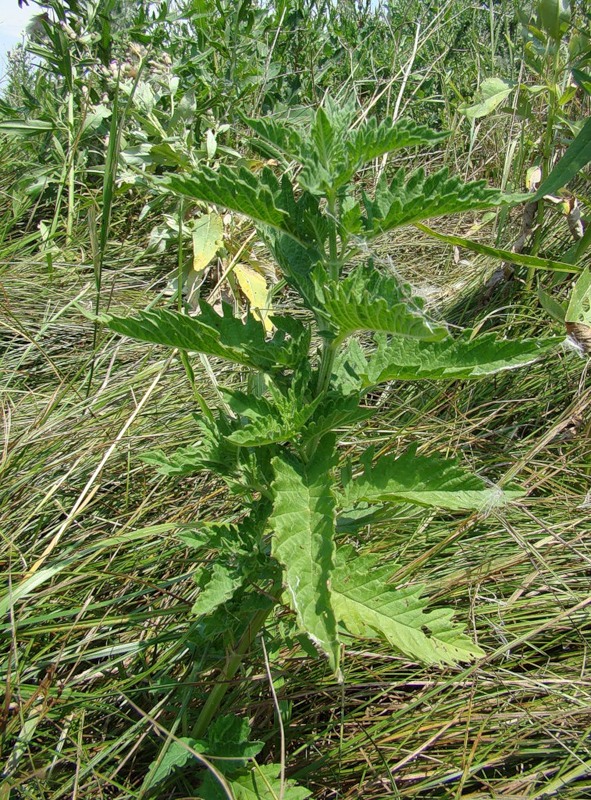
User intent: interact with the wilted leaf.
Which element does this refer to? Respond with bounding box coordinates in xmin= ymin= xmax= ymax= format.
xmin=234 ymin=263 xmax=273 ymax=332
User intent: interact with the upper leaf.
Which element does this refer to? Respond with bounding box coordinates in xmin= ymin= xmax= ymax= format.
xmin=315 ymin=265 xmax=448 ymax=343
xmin=342 ymin=445 xmax=522 ymax=511
xmin=163 ymin=165 xmax=323 ymax=248
xmin=331 ymin=545 xmax=484 ymax=664
xmin=244 ymin=114 xmax=307 ymax=162
xmin=246 ymin=105 xmax=448 ymax=196
xmin=270 ymin=437 xmax=340 ymax=672
xmin=222 ymin=387 xmax=322 ymax=447
xmin=104 ymin=303 xmax=309 ymax=372
xmin=333 ymin=331 xmax=561 ymax=390
xmin=345 ymin=117 xmax=449 ymax=171
xmin=362 ymin=167 xmax=505 ymax=234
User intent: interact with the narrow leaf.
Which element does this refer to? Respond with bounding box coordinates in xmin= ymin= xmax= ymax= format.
xmin=0 ymin=118 xmax=54 ymax=133
xmin=270 ymin=438 xmax=340 ymax=672
xmin=416 ymin=222 xmax=581 ymax=273
xmin=332 ymin=546 xmax=484 ymax=664
xmin=533 ymin=116 xmax=591 ymax=201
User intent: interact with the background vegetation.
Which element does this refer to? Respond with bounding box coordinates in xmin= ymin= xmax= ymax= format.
xmin=1 ymin=0 xmax=590 ymax=797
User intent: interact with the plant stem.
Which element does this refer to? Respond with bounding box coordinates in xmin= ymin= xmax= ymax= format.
xmin=190 ymin=588 xmax=279 ymax=740
xmin=526 ymin=47 xmax=561 ymax=287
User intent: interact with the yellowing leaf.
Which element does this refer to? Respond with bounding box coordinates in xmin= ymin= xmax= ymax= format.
xmin=191 ymin=213 xmax=223 ymax=274
xmin=234 ymin=263 xmax=273 ymax=332
xmin=526 ymin=165 xmax=542 ymax=190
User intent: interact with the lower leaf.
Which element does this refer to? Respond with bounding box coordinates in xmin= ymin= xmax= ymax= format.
xmin=270 ymin=437 xmax=340 ymax=673
xmin=331 ymin=546 xmax=484 ymax=664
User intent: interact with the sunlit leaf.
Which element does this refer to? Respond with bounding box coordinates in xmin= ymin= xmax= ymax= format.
xmin=270 ymin=437 xmax=340 ymax=672
xmin=342 ymin=445 xmax=522 ymax=511
xmin=332 ymin=546 xmax=484 ymax=664
xmin=459 ymin=77 xmax=514 ymax=119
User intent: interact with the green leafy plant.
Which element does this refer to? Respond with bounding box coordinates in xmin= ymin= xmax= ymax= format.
xmin=102 ymin=99 xmax=561 ymax=796
xmin=459 ymin=0 xmax=591 ymax=280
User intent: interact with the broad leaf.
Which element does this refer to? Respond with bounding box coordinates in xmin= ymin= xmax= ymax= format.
xmin=537 ymin=0 xmax=571 ymax=41
xmin=206 ymin=715 xmax=264 ymax=771
xmin=566 ymin=267 xmax=591 ymax=324
xmin=233 ymin=263 xmax=272 ymax=331
xmin=333 ymin=331 xmax=561 ymax=389
xmin=142 ymin=416 xmax=238 ymax=478
xmin=342 ymin=445 xmax=522 ymax=511
xmin=164 ymin=165 xmax=290 ymax=234
xmin=103 ymin=303 xmax=308 ymax=372
xmin=144 ymin=738 xmax=206 ymax=791
xmin=270 ymin=437 xmax=340 ymax=672
xmin=331 ymin=545 xmax=484 ymax=664
xmin=163 ymin=166 xmax=323 ymax=248
xmin=345 ymin=117 xmax=449 ymax=171
xmin=222 ymin=387 xmax=322 ymax=447
xmin=303 ymin=393 xmax=373 ymax=440
xmin=362 ymin=168 xmax=505 ymax=234
xmin=244 ymin=114 xmax=306 ymax=161
xmin=315 ymin=265 xmax=448 ymax=342
xmin=192 ymin=212 xmax=223 ymax=273
xmin=260 ymin=229 xmax=320 ymax=309
xmin=192 ymin=562 xmax=246 ymax=616
xmin=201 ymin=763 xmax=312 ymax=800
xmin=460 ymin=77 xmax=514 ymax=119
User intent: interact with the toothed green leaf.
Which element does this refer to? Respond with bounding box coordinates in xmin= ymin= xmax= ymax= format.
xmin=332 ymin=545 xmax=484 ymax=664
xmin=333 ymin=332 xmax=561 ymax=390
xmin=345 ymin=117 xmax=449 ymax=169
xmin=316 ymin=265 xmax=448 ymax=342
xmin=163 ymin=165 xmax=324 ymax=248
xmin=244 ymin=114 xmax=307 ymax=161
xmin=342 ymin=445 xmax=522 ymax=511
xmin=141 ymin=416 xmax=239 ymax=478
xmin=303 ymin=393 xmax=373 ymax=440
xmin=104 ymin=304 xmax=308 ymax=372
xmin=270 ymin=437 xmax=340 ymax=672
xmin=200 ymin=763 xmax=312 ymax=800
xmin=223 ymin=388 xmax=322 ymax=447
xmin=362 ymin=167 xmax=505 ymax=234
xmin=191 ymin=562 xmax=246 ymax=616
